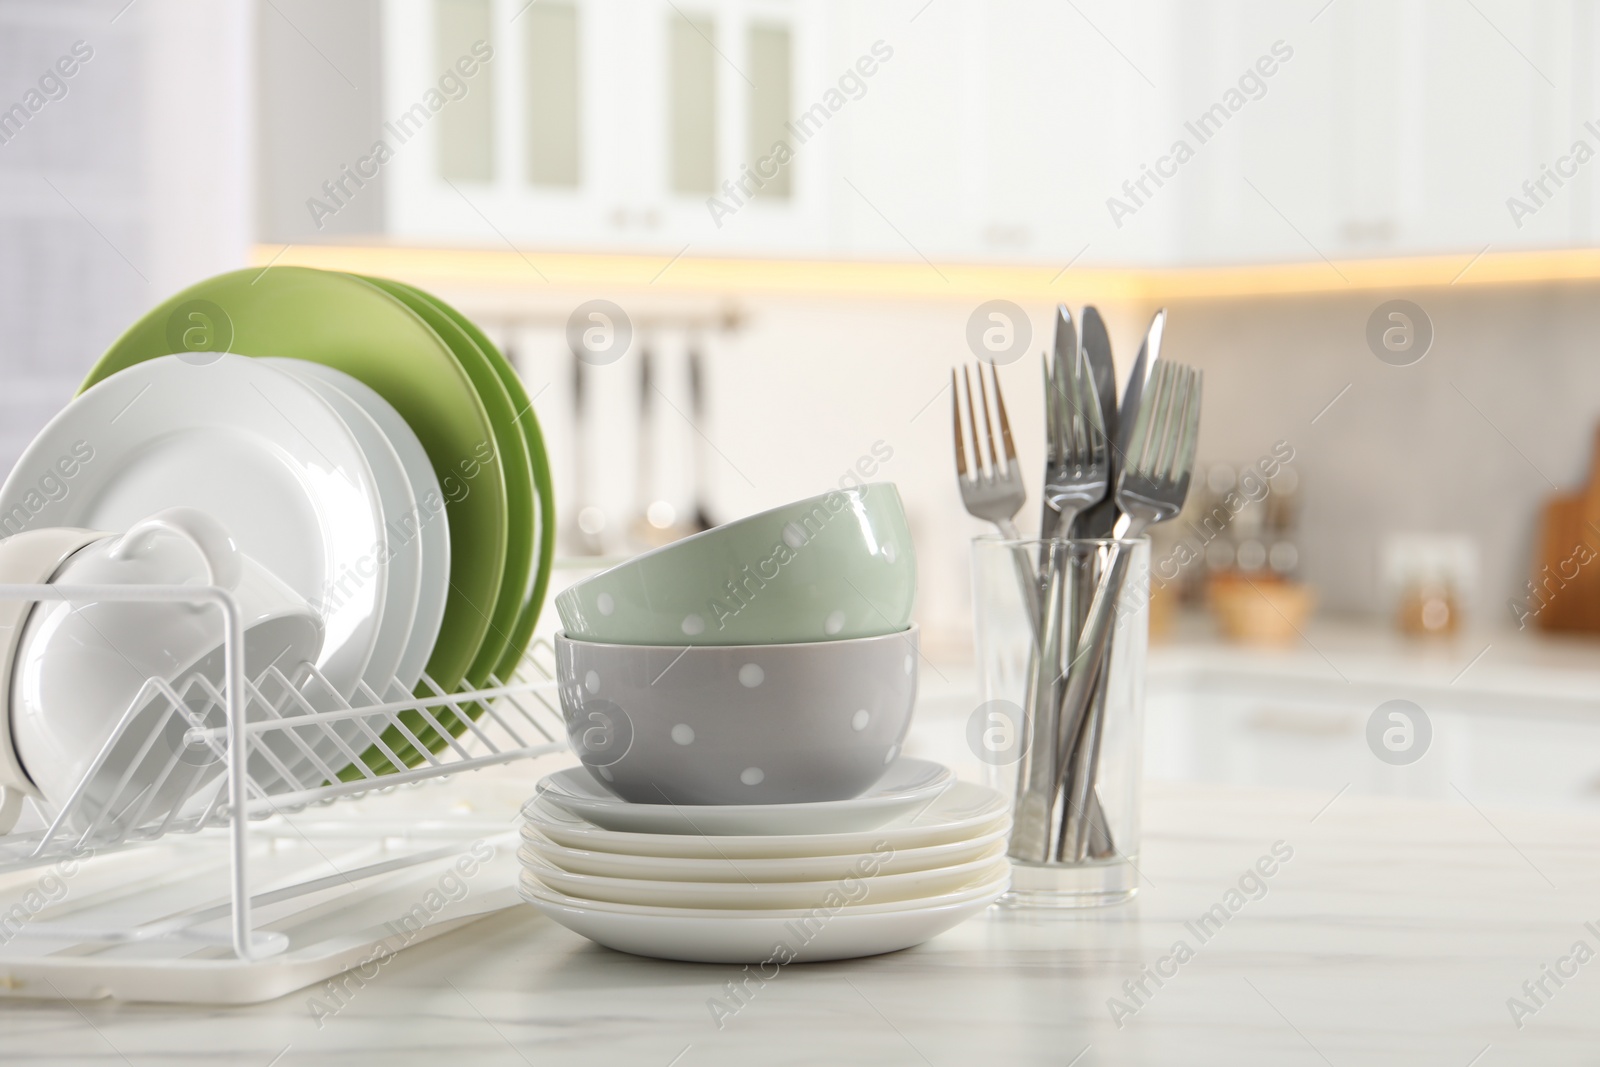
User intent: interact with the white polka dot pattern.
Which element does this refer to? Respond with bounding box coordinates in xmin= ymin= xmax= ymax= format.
xmin=554 ymin=626 xmax=919 ymax=805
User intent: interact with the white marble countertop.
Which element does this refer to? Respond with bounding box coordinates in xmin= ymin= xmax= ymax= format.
xmin=6 ymin=621 xmax=1600 ymax=1064
xmin=4 ymin=774 xmax=1600 ymax=1065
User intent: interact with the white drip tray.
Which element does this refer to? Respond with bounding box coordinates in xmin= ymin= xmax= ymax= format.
xmin=0 ymin=762 xmax=563 ymax=1004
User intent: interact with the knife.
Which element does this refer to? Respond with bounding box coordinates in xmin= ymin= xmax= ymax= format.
xmin=1117 ymin=309 xmax=1165 ymax=461
xmin=1058 ymin=304 xmax=1120 ymax=858
xmin=1056 ymin=307 xmax=1167 ymax=860
xmin=1069 ymin=306 xmax=1121 ymax=540
xmin=1037 ymin=305 xmax=1078 ymax=544
xmin=1011 ymin=306 xmax=1078 ymax=862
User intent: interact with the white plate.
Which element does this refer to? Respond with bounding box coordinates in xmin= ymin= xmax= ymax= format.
xmin=0 ymin=355 xmax=385 ymax=705
xmin=516 ymin=868 xmax=1009 ymax=963
xmin=535 ymin=758 xmax=954 ymax=835
xmin=266 ymin=360 xmax=416 ymax=698
xmin=522 ymin=780 xmax=1008 ymax=859
xmin=519 ymin=822 xmax=1011 ymax=883
xmin=268 ymin=359 xmax=448 ymax=689
xmin=519 ymin=847 xmax=1006 ymax=909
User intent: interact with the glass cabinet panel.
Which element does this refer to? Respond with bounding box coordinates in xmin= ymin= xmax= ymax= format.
xmin=435 ymin=0 xmax=494 ymax=181
xmin=669 ymin=12 xmax=717 ymax=195
xmin=746 ymin=22 xmax=791 ymax=200
xmin=524 ymin=2 xmax=580 ymax=188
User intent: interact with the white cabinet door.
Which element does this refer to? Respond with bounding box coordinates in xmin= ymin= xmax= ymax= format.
xmin=383 ymin=0 xmax=620 ymax=250
xmin=945 ymin=0 xmax=1584 ymax=268
xmin=383 ymin=0 xmax=829 ymax=254
xmin=380 ymin=0 xmax=1592 ymax=266
xmin=1314 ymin=0 xmax=1573 ymax=259
xmin=645 ymin=0 xmax=831 ymax=255
xmin=1138 ymin=0 xmax=1577 ymax=265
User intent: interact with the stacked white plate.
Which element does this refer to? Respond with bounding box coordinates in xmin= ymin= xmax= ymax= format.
xmin=518 ymin=759 xmax=1011 ymax=964
xmin=0 ymin=354 xmax=453 ymax=802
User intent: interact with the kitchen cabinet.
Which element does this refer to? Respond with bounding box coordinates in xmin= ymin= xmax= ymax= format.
xmin=379 ymin=0 xmax=1160 ymax=263
xmin=973 ymin=0 xmax=1597 ymax=266
xmin=1158 ymin=0 xmax=1588 ymax=265
xmin=347 ymin=0 xmax=1600 ymax=266
xmin=381 ymin=0 xmax=830 ymax=254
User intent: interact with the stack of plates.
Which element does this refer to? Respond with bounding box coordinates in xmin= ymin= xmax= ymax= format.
xmin=1 ymin=267 xmax=554 ymax=783
xmin=518 ymin=761 xmax=1010 ymax=963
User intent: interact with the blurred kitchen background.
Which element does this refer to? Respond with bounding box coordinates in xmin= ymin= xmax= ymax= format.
xmin=10 ymin=0 xmax=1600 ymax=803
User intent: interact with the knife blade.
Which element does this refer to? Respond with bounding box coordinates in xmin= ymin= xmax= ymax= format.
xmin=1069 ymin=306 xmax=1121 ymax=539
xmin=1037 ymin=305 xmax=1077 ymax=542
xmin=1116 ymin=308 xmax=1165 ymax=464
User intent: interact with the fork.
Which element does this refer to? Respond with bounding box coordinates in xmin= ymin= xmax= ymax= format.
xmin=1040 ymin=309 xmax=1111 ymax=543
xmin=1007 ymin=344 xmax=1110 ymax=863
xmin=1056 ymin=360 xmax=1202 ymax=861
xmin=952 ymin=362 xmax=1039 ymax=629
xmin=953 ymin=362 xmax=1025 ymax=539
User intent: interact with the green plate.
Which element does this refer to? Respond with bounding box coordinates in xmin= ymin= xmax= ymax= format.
xmin=354 ymin=276 xmax=535 ymax=773
xmin=358 ymin=277 xmax=533 ymax=680
xmin=384 ymin=281 xmax=556 ymax=677
xmin=81 ymin=268 xmax=507 ymax=715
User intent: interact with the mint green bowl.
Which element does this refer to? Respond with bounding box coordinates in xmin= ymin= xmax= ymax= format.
xmin=555 ymin=483 xmax=915 ymax=645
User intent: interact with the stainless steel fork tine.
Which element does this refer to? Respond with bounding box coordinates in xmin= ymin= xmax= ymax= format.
xmin=1169 ymin=368 xmax=1200 ymax=478
xmin=1158 ymin=363 xmax=1184 ymax=476
xmin=1166 ymin=369 xmax=1202 ymax=482
xmin=1155 ymin=368 xmax=1196 ymax=481
xmin=1072 ymin=348 xmax=1096 ymax=466
xmin=1060 ymin=353 xmax=1080 ymax=466
xmin=1145 ymin=365 xmax=1179 ymax=479
xmin=962 ymin=365 xmax=986 ymax=476
xmin=952 ymin=362 xmax=1029 ymax=554
xmin=1178 ymin=370 xmax=1203 ymax=477
xmin=951 ymin=368 xmax=969 ymax=479
xmin=990 ymin=362 xmax=1018 ymax=464
xmin=1125 ymin=361 xmax=1163 ymax=475
xmin=976 ymin=361 xmax=1003 ymax=474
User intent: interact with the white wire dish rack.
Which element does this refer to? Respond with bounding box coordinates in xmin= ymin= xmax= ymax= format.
xmin=0 ymin=582 xmax=570 ymax=1004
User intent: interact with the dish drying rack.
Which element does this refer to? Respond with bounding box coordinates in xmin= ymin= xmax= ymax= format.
xmin=0 ymin=582 xmax=570 ymax=1003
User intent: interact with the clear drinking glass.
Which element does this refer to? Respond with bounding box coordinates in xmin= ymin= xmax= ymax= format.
xmin=970 ymin=536 xmax=1149 ymax=907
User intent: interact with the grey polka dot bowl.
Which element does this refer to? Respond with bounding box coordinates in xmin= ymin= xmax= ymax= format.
xmin=554 ymin=626 xmax=919 ymax=805
xmin=553 ymin=483 xmax=914 ymax=646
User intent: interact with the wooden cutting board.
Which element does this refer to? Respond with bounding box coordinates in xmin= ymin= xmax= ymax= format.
xmin=1532 ymin=426 xmax=1600 ymax=632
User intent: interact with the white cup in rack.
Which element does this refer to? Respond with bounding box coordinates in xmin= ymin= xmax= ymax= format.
xmin=10 ymin=507 xmax=324 ymax=830
xmin=0 ymin=526 xmax=111 ymax=833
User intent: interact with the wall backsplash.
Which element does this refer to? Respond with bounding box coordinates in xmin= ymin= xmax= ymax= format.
xmin=458 ymin=279 xmax=1600 ymax=647
xmin=7 ymin=267 xmax=1589 ymax=651
xmin=1160 ymin=280 xmax=1600 ymax=631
